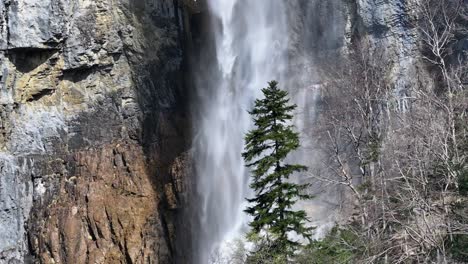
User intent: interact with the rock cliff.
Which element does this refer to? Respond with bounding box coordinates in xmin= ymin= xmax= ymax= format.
xmin=0 ymin=0 xmax=194 ymax=263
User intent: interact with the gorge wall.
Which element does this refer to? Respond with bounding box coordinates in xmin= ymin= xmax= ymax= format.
xmin=0 ymin=0 xmax=195 ymax=263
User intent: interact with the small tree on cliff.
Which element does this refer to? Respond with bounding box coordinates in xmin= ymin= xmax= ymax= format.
xmin=243 ymin=80 xmax=313 ymax=261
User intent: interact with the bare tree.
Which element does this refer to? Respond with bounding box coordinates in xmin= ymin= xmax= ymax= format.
xmin=308 ymin=1 xmax=467 ymax=262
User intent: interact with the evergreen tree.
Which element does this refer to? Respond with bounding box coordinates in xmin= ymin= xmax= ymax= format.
xmin=243 ymin=80 xmax=314 ymax=259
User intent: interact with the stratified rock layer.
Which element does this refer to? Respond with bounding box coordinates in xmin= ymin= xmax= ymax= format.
xmin=0 ymin=0 xmax=193 ymax=263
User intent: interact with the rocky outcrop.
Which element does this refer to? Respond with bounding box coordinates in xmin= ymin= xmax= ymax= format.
xmin=287 ymin=0 xmax=420 ymax=79
xmin=347 ymin=0 xmax=420 ymax=109
xmin=0 ymin=0 xmax=195 ymax=263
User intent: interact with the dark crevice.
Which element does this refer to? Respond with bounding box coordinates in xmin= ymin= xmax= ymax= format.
xmin=86 ymin=219 xmax=98 ymax=242
xmin=158 ymin=203 xmax=175 ymax=258
xmin=24 ymin=223 xmax=35 ymax=264
xmin=59 ymin=66 xmax=100 ymax=83
xmin=26 ymin=89 xmax=55 ymax=102
xmin=6 ymin=48 xmax=58 ymax=73
xmin=124 ymin=241 xmax=134 ymax=264
xmin=4 ymin=0 xmax=10 ymax=47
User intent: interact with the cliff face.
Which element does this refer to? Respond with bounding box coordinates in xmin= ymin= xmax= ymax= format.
xmin=287 ymin=0 xmax=419 ymax=75
xmin=0 ymin=0 xmax=192 ymax=263
xmin=348 ymin=0 xmax=421 ymax=107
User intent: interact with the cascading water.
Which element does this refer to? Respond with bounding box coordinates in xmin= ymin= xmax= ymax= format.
xmin=192 ymin=0 xmax=289 ymax=262
xmin=192 ymin=0 xmax=346 ymax=263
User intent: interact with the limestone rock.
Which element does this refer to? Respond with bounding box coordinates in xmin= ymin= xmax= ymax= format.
xmin=352 ymin=0 xmax=420 ymax=106
xmin=0 ymin=0 xmax=193 ymax=263
xmin=8 ymin=0 xmax=69 ymax=49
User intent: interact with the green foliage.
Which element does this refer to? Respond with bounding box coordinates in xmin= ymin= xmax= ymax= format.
xmin=296 ymin=227 xmax=363 ymax=264
xmin=243 ymin=80 xmax=314 ymax=258
xmin=449 ymin=234 xmax=468 ymax=262
xmin=458 ymin=167 xmax=468 ymax=196
xmin=448 ymin=201 xmax=468 ymax=262
xmin=357 ymin=180 xmax=372 ymax=193
xmin=245 ymin=239 xmax=288 ymax=264
xmin=365 ymin=133 xmax=381 ymax=164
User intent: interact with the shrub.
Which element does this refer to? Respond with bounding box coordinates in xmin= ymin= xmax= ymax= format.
xmin=296 ymin=227 xmax=364 ymax=264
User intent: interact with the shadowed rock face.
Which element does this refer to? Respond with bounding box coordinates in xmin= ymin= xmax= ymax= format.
xmin=0 ymin=0 xmax=193 ymax=263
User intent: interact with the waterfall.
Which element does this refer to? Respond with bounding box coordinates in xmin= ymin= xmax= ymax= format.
xmin=192 ymin=0 xmax=346 ymax=262
xmin=192 ymin=0 xmax=289 ymax=262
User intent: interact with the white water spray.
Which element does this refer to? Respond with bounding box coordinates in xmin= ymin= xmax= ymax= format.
xmin=192 ymin=0 xmax=348 ymax=262
xmin=192 ymin=0 xmax=289 ymax=263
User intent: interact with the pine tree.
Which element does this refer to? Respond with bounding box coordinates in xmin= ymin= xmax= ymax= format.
xmin=243 ymin=80 xmax=314 ymax=259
